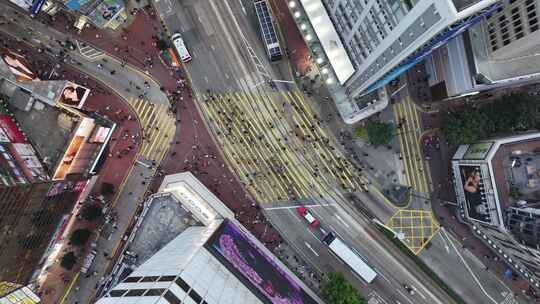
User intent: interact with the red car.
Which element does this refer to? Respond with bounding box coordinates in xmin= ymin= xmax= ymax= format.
xmin=296 ymin=206 xmax=320 ymax=228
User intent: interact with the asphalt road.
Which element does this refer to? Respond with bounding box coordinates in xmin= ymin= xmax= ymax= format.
xmin=263 ymin=199 xmax=460 ymax=304
xmin=153 ymin=1 xmax=456 ymax=303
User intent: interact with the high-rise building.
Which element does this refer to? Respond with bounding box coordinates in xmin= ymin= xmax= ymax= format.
xmin=97 ymin=172 xmax=324 ymax=304
xmin=288 ymin=0 xmax=501 ymax=123
xmin=0 ymin=49 xmax=113 ymax=284
xmin=451 ymin=132 xmax=540 ymax=290
xmin=422 ymin=0 xmax=540 ymax=101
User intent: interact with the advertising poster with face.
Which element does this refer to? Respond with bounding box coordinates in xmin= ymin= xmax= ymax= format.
xmin=58 ymin=82 xmax=90 ymax=109
xmin=459 ymin=165 xmax=489 ymax=222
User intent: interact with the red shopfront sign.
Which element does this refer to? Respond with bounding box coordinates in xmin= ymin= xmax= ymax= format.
xmin=0 ymin=115 xmax=27 ymax=143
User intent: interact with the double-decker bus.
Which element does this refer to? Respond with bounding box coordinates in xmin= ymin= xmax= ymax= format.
xmin=323 ymin=232 xmax=377 ymax=283
xmin=254 ymin=0 xmax=282 ymax=61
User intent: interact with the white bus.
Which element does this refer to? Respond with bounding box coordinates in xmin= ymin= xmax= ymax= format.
xmin=171 ymin=33 xmax=192 ymax=63
xmin=323 ymin=232 xmax=377 ymax=283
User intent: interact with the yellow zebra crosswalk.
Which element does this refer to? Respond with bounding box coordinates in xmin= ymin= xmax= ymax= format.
xmin=198 ymin=90 xmax=367 ymax=204
xmin=127 ymin=97 xmax=175 ymax=163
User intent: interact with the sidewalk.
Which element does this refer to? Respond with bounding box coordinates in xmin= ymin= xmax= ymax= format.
xmin=0 ymin=34 xmax=143 ymax=304
xmin=407 ymin=65 xmax=536 ymax=303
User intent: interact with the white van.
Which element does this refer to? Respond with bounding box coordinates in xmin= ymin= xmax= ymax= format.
xmin=171 ymin=33 xmax=192 ymax=63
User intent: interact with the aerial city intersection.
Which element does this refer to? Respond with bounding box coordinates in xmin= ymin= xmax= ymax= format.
xmin=0 ymin=0 xmax=539 ymax=304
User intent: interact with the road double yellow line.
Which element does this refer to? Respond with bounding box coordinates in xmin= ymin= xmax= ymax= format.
xmin=393 ymin=95 xmax=429 ymax=194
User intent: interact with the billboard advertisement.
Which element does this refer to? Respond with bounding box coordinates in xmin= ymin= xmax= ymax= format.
xmin=364 ymin=2 xmax=502 ymax=94
xmin=206 ymin=221 xmax=318 ymax=304
xmin=57 ymin=82 xmax=90 ymax=109
xmin=1 ymin=50 xmax=38 ymax=81
xmin=459 ymin=165 xmax=490 ymax=223
xmin=30 ymin=0 xmax=46 ymax=16
xmin=463 ymin=142 xmax=494 ymax=160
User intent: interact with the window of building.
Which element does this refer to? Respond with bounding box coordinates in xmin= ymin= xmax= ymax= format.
xmin=516 ymin=32 xmax=524 ymax=39
xmin=189 ymin=289 xmax=203 ymax=303
xmin=144 ymin=289 xmax=165 ymax=296
xmin=109 ymin=290 xmax=127 ymax=297
xmin=175 ymin=277 xmax=191 ymax=292
xmin=141 ymin=276 xmax=160 ymax=282
xmin=158 ymin=275 xmax=176 ymax=282
xmin=123 ymin=276 xmax=142 ymax=283
xmin=125 ymin=289 xmax=147 ymax=297
xmin=163 ymin=291 xmax=182 ymax=304
xmin=531 ymin=24 xmax=539 ymax=32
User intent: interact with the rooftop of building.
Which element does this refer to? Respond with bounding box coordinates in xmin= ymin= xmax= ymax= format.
xmin=506 ymin=207 xmax=540 ymax=249
xmin=491 ymin=137 xmax=540 ymax=210
xmin=125 ymin=193 xmax=200 ymax=266
xmin=468 ymin=14 xmax=540 ymax=83
xmin=99 ymin=172 xmax=324 ymax=304
xmin=6 ymin=97 xmax=76 ymax=173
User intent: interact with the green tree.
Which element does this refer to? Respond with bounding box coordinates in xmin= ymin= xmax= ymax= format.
xmin=322 ymin=272 xmax=366 ymax=304
xmin=101 ymin=182 xmax=115 ymax=196
xmin=81 ymin=204 xmax=103 ymax=221
xmin=60 ymin=251 xmax=77 ymax=270
xmin=70 ymin=228 xmax=92 ymax=247
xmin=155 ymin=38 xmax=169 ymax=51
xmin=442 ymin=93 xmax=540 ymax=145
xmin=354 ymin=127 xmax=369 ymax=141
xmin=366 ymin=121 xmax=394 ymax=146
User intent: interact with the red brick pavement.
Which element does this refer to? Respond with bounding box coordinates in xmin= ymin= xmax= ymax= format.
xmin=271 ymin=0 xmax=312 ymax=76
xmin=43 ymin=8 xmax=283 ymax=246
xmin=0 ymin=33 xmax=143 ymax=303
xmin=419 ymin=107 xmax=537 ymax=300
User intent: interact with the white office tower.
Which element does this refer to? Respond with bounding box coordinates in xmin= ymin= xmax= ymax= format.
xmin=96 ymin=172 xmax=323 ymax=304
xmin=289 ymin=0 xmax=500 ymax=123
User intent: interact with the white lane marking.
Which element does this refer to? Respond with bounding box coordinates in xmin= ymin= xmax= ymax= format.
xmin=397 ymin=290 xmax=414 ymax=304
xmin=442 ymin=228 xmax=498 ymax=304
xmin=328 ymin=226 xmax=346 ymax=241
xmin=264 ymin=204 xmax=335 ymax=210
xmin=304 ymin=241 xmax=319 ymax=256
xmin=209 ymin=0 xmax=254 ymax=84
xmin=198 ymin=16 xmax=203 ymax=23
xmin=320 ymin=228 xmax=327 ymax=235
xmin=210 ymin=44 xmax=215 ymax=51
xmin=288 ymin=208 xmax=302 ymax=223
xmin=335 ymin=214 xmax=351 ymax=228
xmin=237 ymin=0 xmax=246 ymax=14
xmin=378 ymin=271 xmax=392 ymax=285
xmin=204 ymin=76 xmax=209 ymax=83
xmin=438 ymin=231 xmax=450 ymax=254
xmin=224 ymin=73 xmax=230 ymax=79
xmin=411 ymin=285 xmax=426 ymax=300
xmin=306 ymin=228 xmax=320 ymax=242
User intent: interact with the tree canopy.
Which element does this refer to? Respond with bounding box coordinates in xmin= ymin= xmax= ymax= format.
xmin=61 ymin=251 xmax=77 ymax=270
xmin=101 ymin=182 xmax=115 ymax=196
xmin=366 ymin=120 xmax=395 ymax=146
xmin=70 ymin=228 xmax=92 ymax=247
xmin=442 ymin=94 xmax=540 ymax=145
xmin=322 ymin=272 xmax=366 ymax=304
xmin=81 ymin=204 xmax=103 ymax=221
